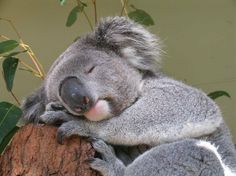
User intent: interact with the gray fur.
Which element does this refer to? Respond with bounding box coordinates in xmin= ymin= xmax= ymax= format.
xmin=93 ymin=17 xmax=162 ymax=73
xmin=90 ymin=139 xmax=225 ymax=176
xmin=21 ymin=17 xmax=236 ymax=175
xmin=21 ymin=86 xmax=46 ymax=123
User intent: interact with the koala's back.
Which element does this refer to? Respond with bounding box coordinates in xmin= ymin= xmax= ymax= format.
xmin=113 ymin=75 xmax=236 ymax=168
xmin=138 ymin=75 xmax=223 ymax=134
xmin=141 ymin=75 xmax=236 ymax=167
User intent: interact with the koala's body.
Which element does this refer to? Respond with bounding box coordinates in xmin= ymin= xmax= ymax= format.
xmin=22 ymin=17 xmax=236 ymax=176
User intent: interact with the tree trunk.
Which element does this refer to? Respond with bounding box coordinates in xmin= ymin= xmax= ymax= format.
xmin=0 ymin=124 xmax=100 ymax=176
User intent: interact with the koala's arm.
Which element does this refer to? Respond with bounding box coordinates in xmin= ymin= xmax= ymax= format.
xmin=67 ymin=76 xmax=223 ymax=146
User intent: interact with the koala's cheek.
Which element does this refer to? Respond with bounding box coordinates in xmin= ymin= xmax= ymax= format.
xmin=84 ymin=100 xmax=111 ymax=121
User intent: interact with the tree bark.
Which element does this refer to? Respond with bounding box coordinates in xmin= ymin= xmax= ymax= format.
xmin=0 ymin=124 xmax=100 ymax=176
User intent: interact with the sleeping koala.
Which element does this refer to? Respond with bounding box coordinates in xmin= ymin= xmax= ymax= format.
xmin=21 ymin=17 xmax=236 ymax=176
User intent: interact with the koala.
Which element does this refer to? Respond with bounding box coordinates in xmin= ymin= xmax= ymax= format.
xmin=21 ymin=17 xmax=236 ymax=176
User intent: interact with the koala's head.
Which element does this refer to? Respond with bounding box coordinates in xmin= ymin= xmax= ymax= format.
xmin=45 ymin=17 xmax=162 ymax=121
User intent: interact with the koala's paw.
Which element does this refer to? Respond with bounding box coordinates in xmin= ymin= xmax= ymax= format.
xmin=57 ymin=120 xmax=91 ymax=144
xmin=39 ymin=110 xmax=74 ymax=125
xmin=88 ymin=139 xmax=125 ymax=176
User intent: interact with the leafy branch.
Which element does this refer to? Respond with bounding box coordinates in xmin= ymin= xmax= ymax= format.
xmin=0 ymin=18 xmax=45 ymax=79
xmin=63 ymin=0 xmax=155 ymax=29
xmin=66 ymin=0 xmax=93 ymax=30
xmin=0 ymin=102 xmax=21 ymax=154
xmin=0 ymin=18 xmax=46 ymax=107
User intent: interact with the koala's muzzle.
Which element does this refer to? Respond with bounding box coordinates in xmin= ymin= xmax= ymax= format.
xmin=59 ymin=77 xmax=92 ymax=114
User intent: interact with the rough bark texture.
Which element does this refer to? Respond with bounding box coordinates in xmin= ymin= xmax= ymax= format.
xmin=0 ymin=124 xmax=100 ymax=176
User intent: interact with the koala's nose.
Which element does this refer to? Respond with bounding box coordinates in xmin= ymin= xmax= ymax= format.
xmin=59 ymin=77 xmax=91 ymax=113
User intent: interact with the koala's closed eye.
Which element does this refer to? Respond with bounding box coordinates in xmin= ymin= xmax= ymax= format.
xmin=85 ymin=65 xmax=96 ymax=74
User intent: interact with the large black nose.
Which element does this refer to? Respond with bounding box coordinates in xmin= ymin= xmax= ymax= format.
xmin=59 ymin=77 xmax=91 ymax=113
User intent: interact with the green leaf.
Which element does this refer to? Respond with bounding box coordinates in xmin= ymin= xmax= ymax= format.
xmin=0 ymin=40 xmax=19 ymax=54
xmin=66 ymin=6 xmax=79 ymax=27
xmin=208 ymin=91 xmax=231 ymax=100
xmin=66 ymin=3 xmax=87 ymax=27
xmin=0 ymin=102 xmax=22 ymax=145
xmin=0 ymin=126 xmax=19 ymax=154
xmin=3 ymin=50 xmax=27 ymax=58
xmin=59 ymin=0 xmax=66 ymax=6
xmin=128 ymin=6 xmax=154 ymax=26
xmin=2 ymin=57 xmax=19 ymax=91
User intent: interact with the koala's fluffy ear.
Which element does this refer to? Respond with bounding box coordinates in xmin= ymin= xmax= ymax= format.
xmin=93 ymin=17 xmax=162 ymax=73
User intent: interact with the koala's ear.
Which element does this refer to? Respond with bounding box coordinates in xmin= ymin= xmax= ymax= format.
xmin=93 ymin=16 xmax=162 ymax=73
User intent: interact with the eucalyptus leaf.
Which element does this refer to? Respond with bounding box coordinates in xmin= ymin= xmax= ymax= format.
xmin=66 ymin=3 xmax=87 ymax=27
xmin=128 ymin=7 xmax=154 ymax=26
xmin=208 ymin=91 xmax=231 ymax=100
xmin=66 ymin=6 xmax=79 ymax=27
xmin=2 ymin=57 xmax=19 ymax=91
xmin=0 ymin=126 xmax=19 ymax=154
xmin=0 ymin=102 xmax=22 ymax=145
xmin=0 ymin=40 xmax=19 ymax=54
xmin=3 ymin=50 xmax=27 ymax=58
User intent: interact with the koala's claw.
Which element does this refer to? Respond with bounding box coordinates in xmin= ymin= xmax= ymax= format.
xmin=56 ymin=123 xmax=74 ymax=144
xmin=91 ymin=139 xmax=115 ymax=160
xmin=84 ymin=157 xmax=96 ymax=163
xmin=56 ymin=128 xmax=66 ymax=144
xmin=86 ymin=137 xmax=99 ymax=142
xmin=40 ymin=111 xmax=73 ymax=125
xmin=39 ymin=111 xmax=66 ymax=125
xmin=56 ymin=120 xmax=92 ymax=144
xmin=89 ymin=139 xmax=125 ymax=175
xmin=89 ymin=158 xmax=110 ymax=175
